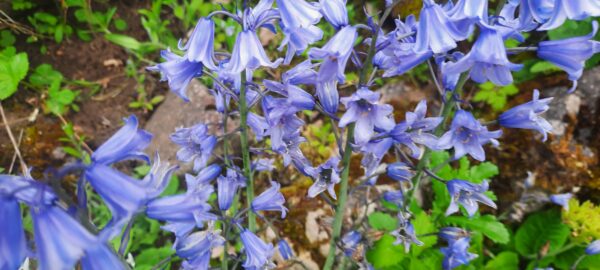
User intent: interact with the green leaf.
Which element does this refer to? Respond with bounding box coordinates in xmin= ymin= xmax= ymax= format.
xmin=114 ymin=19 xmax=128 ymax=31
xmin=367 ymin=234 xmax=408 ymax=269
xmin=530 ymin=61 xmax=562 ymax=74
xmin=54 ymin=24 xmax=64 ymax=43
xmin=515 ymin=210 xmax=570 ymax=257
xmin=150 ymin=95 xmax=165 ymax=104
xmin=34 ymin=12 xmax=58 ymax=25
xmin=161 ymin=175 xmax=179 ymax=197
xmin=368 ymin=212 xmax=398 ymax=232
xmin=134 ymin=246 xmax=174 ymax=270
xmin=411 ymin=211 xmax=437 ymax=256
xmin=485 ymin=251 xmax=519 ymax=270
xmin=473 ymin=82 xmax=519 ymax=111
xmin=0 ymin=30 xmax=16 ymax=47
xmin=0 ymin=167 xmax=4 ymax=173
xmin=104 ymin=34 xmax=142 ymax=50
xmin=469 ymin=162 xmax=499 ymax=183
xmin=0 ymin=51 xmax=29 ymax=100
xmin=442 ymin=215 xmax=510 ymax=244
xmin=29 ymin=64 xmax=63 ymax=87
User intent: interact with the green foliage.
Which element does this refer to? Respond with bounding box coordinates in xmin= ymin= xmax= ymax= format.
xmin=367 ymin=234 xmax=408 ymax=269
xmin=59 ymin=122 xmax=89 ymax=160
xmin=562 ymin=199 xmax=600 ymax=243
xmin=135 ymin=246 xmax=175 ymax=270
xmin=27 ymin=12 xmax=73 ymax=43
xmin=12 ymin=0 xmax=36 ymax=10
xmin=0 ymin=30 xmax=16 ymax=48
xmin=442 ymin=215 xmax=510 ymax=244
xmin=554 ymin=246 xmax=600 ymax=270
xmin=515 ymin=210 xmax=571 ymax=257
xmin=473 ymin=82 xmax=519 ymax=111
xmin=368 ymin=212 xmax=398 ymax=232
xmin=484 ymin=251 xmax=519 ymax=270
xmin=28 ymin=64 xmax=79 ymax=115
xmin=0 ymin=47 xmax=29 ymax=100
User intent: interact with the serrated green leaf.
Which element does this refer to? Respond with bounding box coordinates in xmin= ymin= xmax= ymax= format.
xmin=485 ymin=251 xmax=519 ymax=270
xmin=367 ymin=234 xmax=408 ymax=268
xmin=411 ymin=211 xmax=437 ymax=256
xmin=474 ymin=83 xmax=519 ymax=111
xmin=368 ymin=212 xmax=398 ymax=232
xmin=469 ymin=162 xmax=499 ymax=183
xmin=0 ymin=51 xmax=29 ymax=100
xmin=515 ymin=210 xmax=570 ymax=257
xmin=30 ymin=64 xmax=63 ymax=87
xmin=442 ymin=215 xmax=510 ymax=244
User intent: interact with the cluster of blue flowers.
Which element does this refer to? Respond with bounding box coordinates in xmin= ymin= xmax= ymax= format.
xmin=2 ymin=0 xmax=600 ymax=269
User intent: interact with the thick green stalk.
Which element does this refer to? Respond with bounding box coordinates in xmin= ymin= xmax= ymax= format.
xmin=239 ymin=72 xmax=256 ymax=232
xmin=323 ymin=124 xmax=355 ymax=270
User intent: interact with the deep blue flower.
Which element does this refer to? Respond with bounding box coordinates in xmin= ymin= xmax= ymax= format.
xmin=262 ymin=96 xmax=306 ymax=152
xmin=148 ymin=49 xmax=204 ymax=102
xmin=383 ymin=190 xmax=405 ymax=207
xmin=537 ymin=21 xmax=600 ymax=92
xmin=443 ymin=24 xmax=522 ymax=86
xmin=319 ymin=0 xmax=348 ymax=29
xmin=277 ymin=0 xmax=323 ymax=64
xmin=217 ymin=168 xmax=246 ymax=211
xmin=0 ymin=196 xmax=27 ymax=269
xmin=446 ymin=180 xmax=496 ymax=217
xmin=179 ymin=17 xmax=217 ymax=70
xmin=360 ymin=137 xmax=394 ymax=185
xmin=186 ymin=163 xmax=222 ymax=186
xmin=240 ymin=229 xmax=275 ymax=269
xmin=498 ymin=89 xmax=553 ymax=141
xmin=226 ymin=30 xmax=282 ymax=74
xmin=339 ymin=87 xmax=395 ymax=145
xmin=309 ymin=25 xmax=357 ymax=83
xmin=278 ymin=239 xmax=294 ymax=260
xmin=437 ymin=110 xmax=502 ymax=161
xmin=533 ymin=0 xmax=600 ymax=30
xmin=80 ymin=244 xmax=126 ymax=270
xmin=171 ymin=123 xmax=217 ymax=172
xmin=175 ymin=223 xmax=224 ymax=269
xmin=446 ymin=0 xmax=489 ymax=22
xmin=441 ymin=237 xmax=478 ymax=269
xmin=387 ymin=162 xmax=414 ymax=182
xmin=342 ymin=230 xmax=362 ymax=257
xmin=306 ymin=156 xmax=341 ymax=199
xmin=414 ymin=0 xmax=469 ymax=54
xmin=316 ymin=80 xmax=340 ymax=115
xmin=586 ymin=240 xmax=600 ymax=255
xmin=391 ymin=221 xmax=424 ymax=252
xmin=550 ymin=193 xmax=573 ymax=210
xmin=439 ymin=227 xmax=470 ymax=244
xmin=252 ymin=181 xmax=288 ymax=218
xmin=391 ymin=100 xmax=442 ymax=157
xmin=91 ymin=115 xmax=152 ymax=165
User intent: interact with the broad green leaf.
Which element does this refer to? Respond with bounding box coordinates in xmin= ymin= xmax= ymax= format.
xmin=469 ymin=162 xmax=499 ymax=183
xmin=411 ymin=211 xmax=437 ymax=256
xmin=0 ymin=51 xmax=29 ymax=100
xmin=105 ymin=34 xmax=142 ymax=50
xmin=485 ymin=251 xmax=519 ymax=270
xmin=515 ymin=210 xmax=570 ymax=257
xmin=367 ymin=234 xmax=408 ymax=268
xmin=442 ymin=215 xmax=510 ymax=244
xmin=29 ymin=64 xmax=63 ymax=87
xmin=473 ymin=82 xmax=519 ymax=111
xmin=134 ymin=246 xmax=174 ymax=270
xmin=0 ymin=30 xmax=16 ymax=47
xmin=368 ymin=212 xmax=398 ymax=232
xmin=114 ymin=19 xmax=128 ymax=31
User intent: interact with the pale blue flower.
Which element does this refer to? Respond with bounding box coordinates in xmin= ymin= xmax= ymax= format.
xmin=179 ymin=17 xmax=217 ymax=70
xmin=446 ymin=180 xmax=496 ymax=217
xmin=498 ymin=89 xmax=553 ymax=141
xmin=586 ymin=240 xmax=600 ymax=255
xmin=437 ymin=110 xmax=502 ymax=161
xmin=217 ymin=168 xmax=246 ymax=211
xmin=339 ymin=87 xmax=395 ymax=145
xmin=306 ymin=156 xmax=341 ymax=199
xmin=252 ymin=181 xmax=288 ymax=218
xmin=414 ymin=0 xmax=469 ymax=54
xmin=441 ymin=237 xmax=478 ymax=269
xmin=240 ymin=230 xmax=275 ymax=269
xmin=319 ymin=0 xmax=348 ymax=29
xmin=171 ymin=123 xmax=217 ymax=171
xmin=148 ymin=50 xmax=204 ymax=102
xmin=550 ymin=193 xmax=573 ymax=210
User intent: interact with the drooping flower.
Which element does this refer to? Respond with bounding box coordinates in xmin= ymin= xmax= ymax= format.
xmin=390 ymin=100 xmax=443 ymax=157
xmin=262 ymin=96 xmax=306 ymax=152
xmin=549 ymin=193 xmax=573 ymax=211
xmin=319 ymin=0 xmax=349 ymax=29
xmin=252 ymin=181 xmax=288 ymax=218
xmin=391 ymin=221 xmax=424 ymax=252
xmin=443 ymin=24 xmax=522 ymax=86
xmin=315 ymin=80 xmax=340 ymax=115
xmin=253 ymin=158 xmax=276 ymax=172
xmin=586 ymin=240 xmax=600 ymax=255
xmin=91 ymin=115 xmax=152 ymax=165
xmin=533 ymin=0 xmax=600 ymax=31
xmin=277 ymin=0 xmax=323 ymax=63
xmin=360 ymin=137 xmax=394 ymax=185
xmin=387 ymin=162 xmax=414 ymax=182
xmin=309 ymin=25 xmax=357 ymax=83
xmin=342 ymin=231 xmax=362 ymax=257
xmin=439 ymin=227 xmax=470 ymax=244
xmin=437 ymin=110 xmax=502 ymax=161
xmin=498 ymin=89 xmax=553 ymax=141
xmin=306 ymin=156 xmax=341 ymax=199
xmin=0 ymin=196 xmax=27 ymax=270
xmin=240 ymin=229 xmax=276 ymax=269
xmin=413 ymin=0 xmax=469 ymax=54
xmin=446 ymin=0 xmax=489 ymax=22
xmin=148 ymin=49 xmax=204 ymax=102
xmin=383 ymin=190 xmax=405 ymax=207
xmin=179 ymin=17 xmax=217 ymax=70
xmin=446 ymin=180 xmax=497 ymax=217
xmin=175 ymin=224 xmax=225 ymax=269
xmin=186 ymin=163 xmax=222 ymax=186
xmin=170 ymin=123 xmax=217 ymax=171
xmin=226 ymin=30 xmax=283 ymax=74
xmin=441 ymin=237 xmax=478 ymax=269
xmin=217 ymin=168 xmax=246 ymax=211
xmin=339 ymin=87 xmax=395 ymax=145
xmin=278 ymin=239 xmax=294 ymax=260
xmin=263 ymin=78 xmax=315 ymax=112
xmin=537 ymin=21 xmax=600 ymax=92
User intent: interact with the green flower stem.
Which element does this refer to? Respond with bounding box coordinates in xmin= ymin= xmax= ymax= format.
xmin=239 ymin=72 xmax=257 ymax=232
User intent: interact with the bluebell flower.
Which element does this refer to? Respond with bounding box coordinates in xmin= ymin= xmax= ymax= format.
xmin=391 ymin=221 xmax=424 ymax=252
xmin=446 ymin=180 xmax=496 ymax=217
xmin=217 ymin=168 xmax=246 ymax=211
xmin=186 ymin=163 xmax=222 ymax=186
xmin=319 ymin=0 xmax=348 ymax=29
xmin=171 ymin=123 xmax=217 ymax=171
xmin=360 ymin=137 xmax=394 ymax=185
xmin=586 ymin=240 xmax=600 ymax=255
xmin=31 ymin=205 xmax=97 ymax=270
xmin=339 ymin=87 xmax=395 ymax=145
xmin=252 ymin=181 xmax=288 ymax=218
xmin=0 ymin=196 xmax=27 ymax=270
xmin=342 ymin=230 xmax=362 ymax=257
xmin=441 ymin=237 xmax=478 ymax=269
xmin=277 ymin=0 xmax=323 ymax=63
xmin=226 ymin=30 xmax=282 ymax=74
xmin=309 ymin=25 xmax=357 ymax=83
xmin=242 ymin=0 xmax=279 ymax=32
xmin=538 ymin=21 xmax=600 ymax=92
xmin=383 ymin=190 xmax=405 ymax=207
xmin=91 ymin=115 xmax=152 ymax=165
xmin=306 ymin=156 xmax=341 ymax=199
xmin=179 ymin=17 xmax=217 ymax=70
xmin=439 ymin=227 xmax=470 ymax=244
xmin=387 ymin=162 xmax=414 ymax=182
xmin=148 ymin=49 xmax=204 ymax=102
xmin=535 ymin=0 xmax=600 ymax=30
xmin=443 ymin=24 xmax=522 ymax=86
xmin=175 ymin=223 xmax=224 ymax=269
xmin=414 ymin=0 xmax=469 ymax=54
xmin=253 ymin=158 xmax=275 ymax=172
xmin=263 ymin=79 xmax=315 ymax=112
xmin=446 ymin=0 xmax=489 ymax=22
xmin=240 ymin=229 xmax=275 ymax=269
xmin=550 ymin=193 xmax=573 ymax=210
xmin=248 ymin=112 xmax=270 ymax=141
xmin=278 ymin=133 xmax=313 ymax=176
xmin=437 ymin=110 xmax=502 ymax=161
xmin=498 ymin=89 xmax=553 ymax=141
xmin=391 ymin=100 xmax=442 ymax=157
xmin=278 ymin=239 xmax=294 ymax=260
xmin=80 ymin=244 xmax=126 ymax=270
xmin=316 ymin=80 xmax=340 ymax=115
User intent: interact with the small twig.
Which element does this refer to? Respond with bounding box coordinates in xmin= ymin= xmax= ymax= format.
xmin=0 ymin=101 xmax=27 ymax=174
xmin=55 ymin=113 xmax=94 ymax=154
xmin=8 ymin=129 xmax=24 ymax=174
